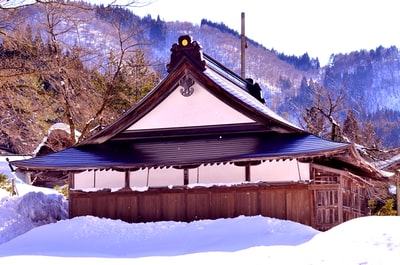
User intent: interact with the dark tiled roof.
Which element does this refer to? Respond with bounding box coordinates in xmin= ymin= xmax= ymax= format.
xmin=11 ymin=132 xmax=350 ymax=171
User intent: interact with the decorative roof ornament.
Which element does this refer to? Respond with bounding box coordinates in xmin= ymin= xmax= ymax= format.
xmin=166 ymin=35 xmax=206 ymax=73
xmin=179 ymin=75 xmax=195 ymax=97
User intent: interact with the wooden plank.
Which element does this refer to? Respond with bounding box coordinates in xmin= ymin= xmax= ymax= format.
xmin=186 ymin=191 xmax=210 ymax=221
xmin=161 ymin=192 xmax=186 ymax=221
xmin=286 ymin=189 xmax=312 ymax=226
xmin=235 ymin=190 xmax=258 ymax=216
xmin=105 ymin=194 xmax=117 ymax=219
xmin=310 ymin=188 xmax=316 ymax=229
xmin=259 ymin=189 xmax=286 ymax=219
xmin=137 ymin=193 xmax=161 ymax=222
xmin=93 ymin=195 xmax=108 ymax=218
xmin=210 ymin=191 xmax=235 ymax=219
xmin=310 ymin=184 xmax=340 ymax=190
xmin=70 ymin=195 xmax=92 ymax=218
xmin=338 ymin=175 xmax=343 ymax=223
xmin=116 ymin=195 xmax=138 ymax=223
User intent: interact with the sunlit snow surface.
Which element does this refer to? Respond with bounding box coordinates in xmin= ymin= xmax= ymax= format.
xmin=0 ymin=186 xmax=399 ymax=265
xmin=0 ymin=156 xmax=399 ymax=264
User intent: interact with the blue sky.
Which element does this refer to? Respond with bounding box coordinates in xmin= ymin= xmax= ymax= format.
xmin=3 ymin=0 xmax=400 ymax=65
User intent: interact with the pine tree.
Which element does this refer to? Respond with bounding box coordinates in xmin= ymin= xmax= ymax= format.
xmin=343 ymin=109 xmax=361 ymax=143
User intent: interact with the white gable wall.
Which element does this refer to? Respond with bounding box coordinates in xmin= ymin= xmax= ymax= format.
xmin=127 ymin=83 xmax=255 ymax=131
xmin=73 ymin=160 xmax=310 ymax=190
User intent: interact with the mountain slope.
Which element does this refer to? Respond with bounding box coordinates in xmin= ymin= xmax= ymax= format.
xmin=1 ymin=1 xmax=400 ymax=152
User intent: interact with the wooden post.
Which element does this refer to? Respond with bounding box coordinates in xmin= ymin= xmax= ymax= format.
xmin=69 ymin=172 xmax=75 ymax=189
xmin=68 ymin=172 xmax=75 ymax=218
xmin=245 ymin=164 xmax=251 ymax=182
xmin=10 ymin=177 xmax=18 ymax=196
xmin=125 ymin=170 xmax=130 ymax=189
xmin=68 ymin=172 xmax=74 ymax=217
xmin=240 ymin=12 xmax=246 ymax=78
xmin=183 ymin=168 xmax=189 ymax=185
xmin=93 ymin=170 xmax=96 ymax=188
xmin=338 ymin=174 xmax=343 ymax=223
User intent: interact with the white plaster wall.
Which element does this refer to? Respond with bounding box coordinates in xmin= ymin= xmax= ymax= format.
xmin=251 ymin=160 xmax=310 ymax=182
xmin=73 ymin=160 xmax=309 ymax=189
xmin=190 ymin=164 xmax=245 ymax=184
xmin=74 ymin=169 xmax=125 ymax=189
xmin=130 ymin=167 xmax=183 ymax=187
xmin=127 ymin=84 xmax=254 ymax=131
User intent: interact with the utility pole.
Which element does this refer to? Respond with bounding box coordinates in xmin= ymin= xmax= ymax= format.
xmin=241 ymin=12 xmax=246 ymax=79
xmin=241 ymin=12 xmax=251 ymax=181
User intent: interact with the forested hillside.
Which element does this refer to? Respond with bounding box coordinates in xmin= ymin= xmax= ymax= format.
xmin=1 ymin=1 xmax=400 ymax=156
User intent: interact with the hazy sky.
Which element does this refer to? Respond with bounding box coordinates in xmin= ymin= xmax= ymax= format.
xmin=132 ymin=0 xmax=400 ymax=65
xmin=3 ymin=0 xmax=399 ymax=65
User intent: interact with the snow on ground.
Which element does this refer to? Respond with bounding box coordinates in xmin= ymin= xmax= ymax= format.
xmin=0 ymin=156 xmax=400 ymax=264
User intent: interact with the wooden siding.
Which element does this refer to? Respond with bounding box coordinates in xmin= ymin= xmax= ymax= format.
xmin=68 ymin=164 xmax=373 ymax=231
xmin=69 ymin=183 xmax=313 ymax=227
xmin=310 ymin=164 xmax=371 ymax=231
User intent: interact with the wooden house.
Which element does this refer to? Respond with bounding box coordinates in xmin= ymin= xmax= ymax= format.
xmin=11 ymin=35 xmax=387 ymax=231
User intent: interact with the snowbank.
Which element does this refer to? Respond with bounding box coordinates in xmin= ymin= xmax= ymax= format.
xmin=0 ymin=191 xmax=68 ymax=245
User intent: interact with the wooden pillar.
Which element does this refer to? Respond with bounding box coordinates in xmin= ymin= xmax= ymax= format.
xmin=68 ymin=172 xmax=74 ymax=218
xmin=183 ymin=168 xmax=189 ymax=185
xmin=69 ymin=172 xmax=75 ymax=189
xmin=338 ymin=174 xmax=343 ymax=223
xmin=245 ymin=164 xmax=251 ymax=182
xmin=125 ymin=170 xmax=130 ymax=188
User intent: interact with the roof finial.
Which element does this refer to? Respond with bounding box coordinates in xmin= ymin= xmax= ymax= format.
xmin=166 ymin=35 xmax=206 ymax=73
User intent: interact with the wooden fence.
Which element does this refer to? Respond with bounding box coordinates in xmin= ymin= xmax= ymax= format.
xmin=69 ymin=182 xmax=313 ymax=227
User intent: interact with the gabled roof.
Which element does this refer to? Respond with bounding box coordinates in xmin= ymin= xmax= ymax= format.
xmin=10 ymin=35 xmax=385 ymax=179
xmin=79 ymin=35 xmax=302 ymax=146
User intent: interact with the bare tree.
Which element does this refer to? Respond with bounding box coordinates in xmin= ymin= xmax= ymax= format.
xmin=77 ymin=17 xmax=156 ymax=142
xmin=0 ymin=0 xmax=159 ymax=153
xmin=301 ymin=80 xmax=347 ymax=142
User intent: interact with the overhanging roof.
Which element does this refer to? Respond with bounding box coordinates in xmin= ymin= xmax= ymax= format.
xmin=11 ymin=132 xmax=351 ymax=171
xmin=9 ymin=35 xmax=386 ymax=180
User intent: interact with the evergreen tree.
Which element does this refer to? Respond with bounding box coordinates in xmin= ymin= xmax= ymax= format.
xmin=149 ymin=15 xmax=166 ymax=46
xmin=343 ymin=109 xmax=361 ymax=143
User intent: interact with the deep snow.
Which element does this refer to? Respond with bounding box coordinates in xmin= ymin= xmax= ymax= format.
xmin=1 ymin=156 xmax=400 ymax=264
